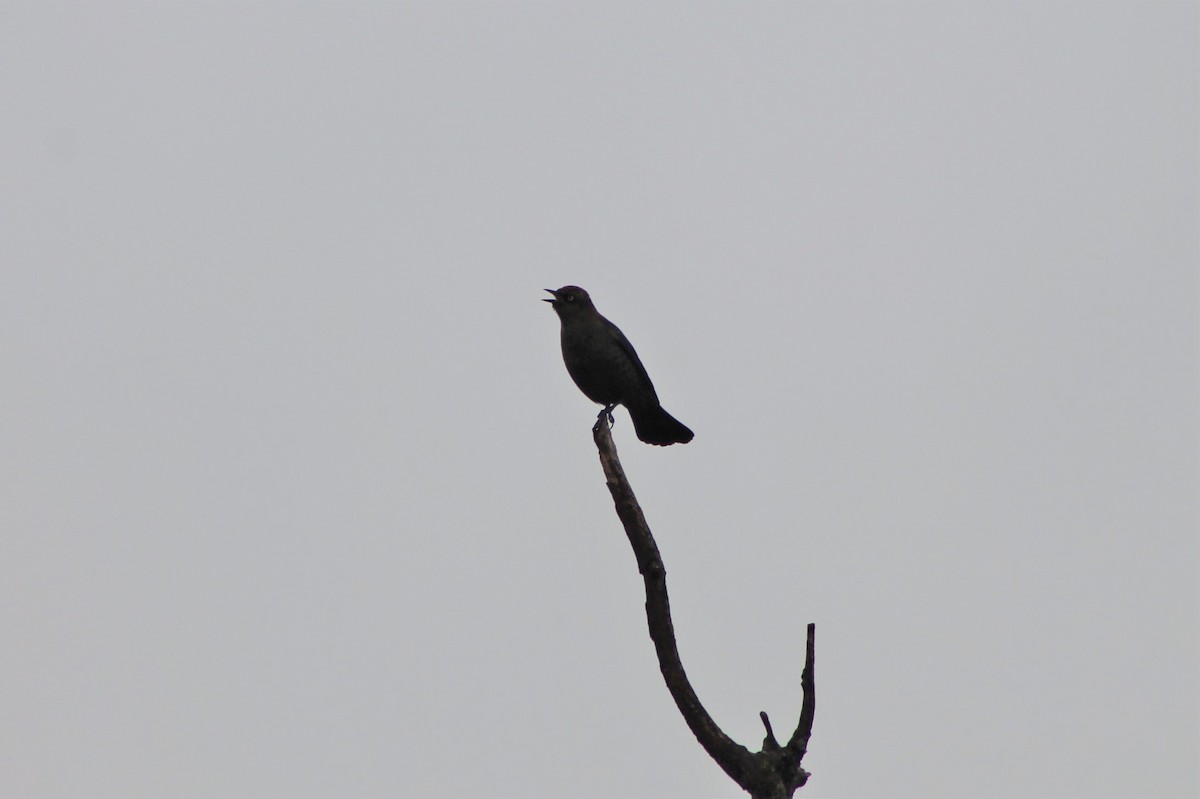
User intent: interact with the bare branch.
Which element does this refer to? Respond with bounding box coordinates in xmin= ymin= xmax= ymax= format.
xmin=592 ymin=419 xmax=756 ymax=786
xmin=591 ymin=420 xmax=816 ymax=797
xmin=787 ymin=623 xmax=817 ymax=759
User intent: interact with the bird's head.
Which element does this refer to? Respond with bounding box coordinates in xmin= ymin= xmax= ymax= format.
xmin=543 ymin=286 xmax=596 ymax=317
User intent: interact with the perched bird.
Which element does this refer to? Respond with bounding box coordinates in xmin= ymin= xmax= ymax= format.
xmin=544 ymin=286 xmax=693 ymax=446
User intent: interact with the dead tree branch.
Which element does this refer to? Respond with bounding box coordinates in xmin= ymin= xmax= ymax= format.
xmin=591 ymin=417 xmax=816 ymax=799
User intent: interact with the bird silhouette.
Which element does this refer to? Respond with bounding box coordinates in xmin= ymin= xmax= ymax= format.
xmin=545 ymin=286 xmax=693 ymax=446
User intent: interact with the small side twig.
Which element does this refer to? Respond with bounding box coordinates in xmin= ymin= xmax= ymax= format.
xmin=760 ymin=711 xmax=780 ymax=750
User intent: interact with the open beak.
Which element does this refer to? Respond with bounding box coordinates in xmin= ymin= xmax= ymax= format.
xmin=542 ymin=288 xmax=558 ymax=304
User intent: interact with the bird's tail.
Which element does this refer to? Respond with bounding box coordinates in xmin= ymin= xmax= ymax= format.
xmin=628 ymin=403 xmax=694 ymax=446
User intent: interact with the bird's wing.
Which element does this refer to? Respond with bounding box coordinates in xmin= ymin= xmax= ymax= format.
xmin=604 ymin=318 xmax=660 ymax=404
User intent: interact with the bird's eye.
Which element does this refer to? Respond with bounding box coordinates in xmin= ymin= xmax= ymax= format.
xmin=566 ymin=294 xmax=575 ymax=302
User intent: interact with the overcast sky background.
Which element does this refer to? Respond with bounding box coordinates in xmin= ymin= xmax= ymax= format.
xmin=2 ymin=3 xmax=1197 ymax=798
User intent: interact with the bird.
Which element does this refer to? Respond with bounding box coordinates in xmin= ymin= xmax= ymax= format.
xmin=544 ymin=285 xmax=693 ymax=446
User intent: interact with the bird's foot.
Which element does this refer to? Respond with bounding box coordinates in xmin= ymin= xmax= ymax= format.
xmin=592 ymin=404 xmax=617 ymax=434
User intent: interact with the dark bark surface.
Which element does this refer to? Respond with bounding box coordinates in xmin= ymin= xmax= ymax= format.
xmin=591 ymin=416 xmax=815 ymax=799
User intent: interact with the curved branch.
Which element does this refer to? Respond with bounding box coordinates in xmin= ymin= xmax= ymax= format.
xmin=592 ymin=419 xmax=757 ymax=787
xmin=591 ymin=418 xmax=819 ymax=797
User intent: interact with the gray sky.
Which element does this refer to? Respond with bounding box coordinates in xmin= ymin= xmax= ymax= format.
xmin=2 ymin=2 xmax=1197 ymax=798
